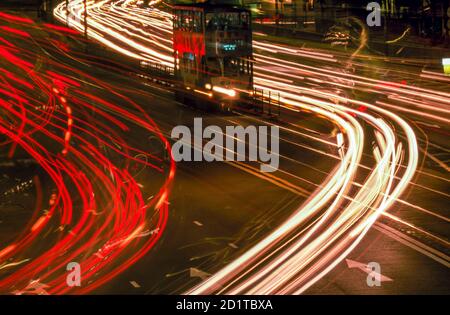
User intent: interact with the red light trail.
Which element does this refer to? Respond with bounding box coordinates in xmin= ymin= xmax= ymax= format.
xmin=0 ymin=11 xmax=175 ymax=294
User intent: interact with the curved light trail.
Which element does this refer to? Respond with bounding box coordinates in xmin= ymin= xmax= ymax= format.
xmin=0 ymin=11 xmax=175 ymax=294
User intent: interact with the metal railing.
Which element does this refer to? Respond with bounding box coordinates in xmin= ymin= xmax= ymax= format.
xmin=253 ymin=88 xmax=281 ymax=117
xmin=139 ymin=60 xmax=175 ymax=77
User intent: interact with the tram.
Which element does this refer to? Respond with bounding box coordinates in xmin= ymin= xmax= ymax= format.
xmin=173 ymin=0 xmax=254 ymax=111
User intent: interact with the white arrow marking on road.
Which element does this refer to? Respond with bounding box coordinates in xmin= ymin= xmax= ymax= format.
xmin=345 ymin=259 xmax=393 ymax=282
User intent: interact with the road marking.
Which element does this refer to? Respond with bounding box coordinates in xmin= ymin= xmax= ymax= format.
xmin=345 ymin=259 xmax=393 ymax=282
xmin=374 ymin=222 xmax=450 ymax=268
xmin=425 ymin=151 xmax=450 ymax=172
xmin=12 ymin=280 xmax=49 ymax=295
xmin=230 ymin=161 xmax=309 ymax=197
xmin=190 ymin=268 xmax=210 ymax=280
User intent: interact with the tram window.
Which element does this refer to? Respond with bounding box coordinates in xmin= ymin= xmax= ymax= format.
xmin=174 ymin=11 xmax=180 ymax=30
xmin=175 ymin=10 xmax=202 ymax=32
xmin=192 ymin=11 xmax=202 ymax=32
xmin=206 ymin=58 xmax=221 ymax=76
xmin=183 ymin=52 xmax=195 ymax=62
xmin=240 ymin=12 xmax=249 ymax=29
xmin=205 ymin=57 xmax=251 ymax=77
xmin=181 ymin=12 xmax=192 ymax=31
xmin=223 ymin=58 xmax=242 ymax=76
xmin=232 ymin=58 xmax=251 ymax=75
xmin=182 ymin=52 xmax=197 ymax=74
xmin=206 ymin=12 xmax=244 ymax=31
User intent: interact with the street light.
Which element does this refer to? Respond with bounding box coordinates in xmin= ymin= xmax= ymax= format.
xmin=443 ymin=58 xmax=450 ymax=75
